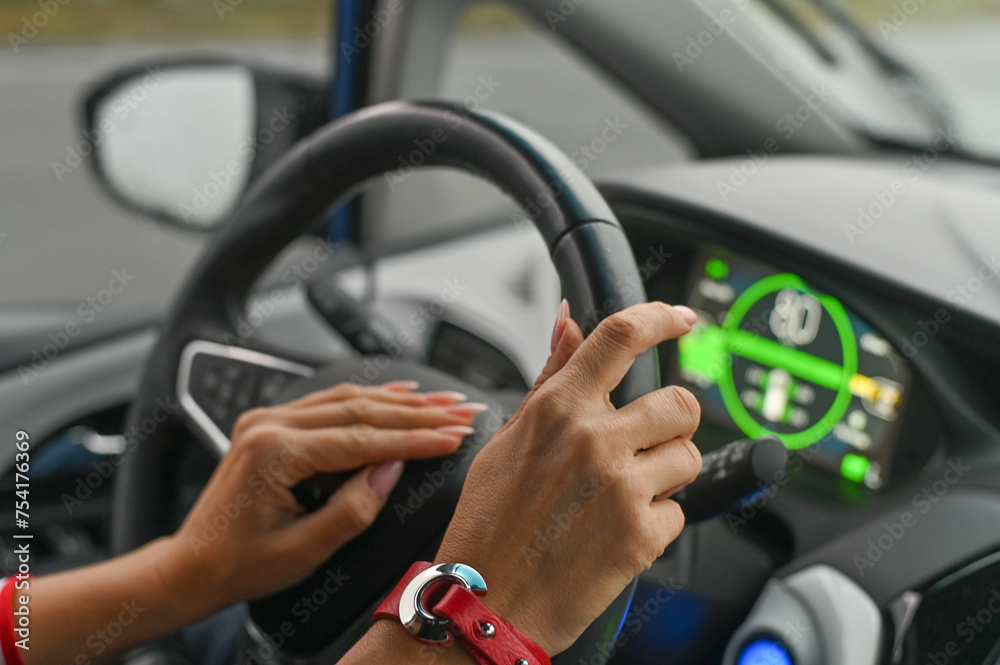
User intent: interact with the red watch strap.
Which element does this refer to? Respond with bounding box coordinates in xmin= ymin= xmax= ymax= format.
xmin=433 ymin=585 xmax=550 ymax=665
xmin=1 ymin=576 xmax=27 ymax=665
xmin=373 ymin=562 xmax=551 ymax=665
xmin=373 ymin=561 xmax=436 ymax=626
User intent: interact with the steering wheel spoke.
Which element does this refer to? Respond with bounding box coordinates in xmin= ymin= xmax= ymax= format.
xmin=176 ymin=339 xmax=315 ymax=456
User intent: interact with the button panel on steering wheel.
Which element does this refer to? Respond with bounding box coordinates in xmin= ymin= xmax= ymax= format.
xmin=177 ymin=340 xmax=315 ymax=455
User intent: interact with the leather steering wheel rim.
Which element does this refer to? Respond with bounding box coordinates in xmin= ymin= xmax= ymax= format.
xmin=112 ymin=100 xmax=660 ymax=662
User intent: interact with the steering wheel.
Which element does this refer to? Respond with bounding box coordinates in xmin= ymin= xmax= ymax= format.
xmin=112 ymin=101 xmax=660 ymax=663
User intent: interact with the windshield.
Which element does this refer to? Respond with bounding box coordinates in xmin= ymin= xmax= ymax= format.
xmin=720 ymin=0 xmax=1000 ymax=159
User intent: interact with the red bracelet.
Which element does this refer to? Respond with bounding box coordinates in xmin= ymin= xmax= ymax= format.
xmin=374 ymin=562 xmax=550 ymax=665
xmin=0 ymin=575 xmax=28 ymax=665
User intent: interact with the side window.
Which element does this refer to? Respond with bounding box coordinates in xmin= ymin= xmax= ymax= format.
xmin=362 ymin=3 xmax=693 ymax=247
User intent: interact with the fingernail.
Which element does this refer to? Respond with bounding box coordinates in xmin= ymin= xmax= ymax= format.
xmin=445 ymin=403 xmax=490 ymax=417
xmin=436 ymin=425 xmax=475 ymax=437
xmin=368 ymin=460 xmax=404 ymax=500
xmin=424 ymin=391 xmax=468 ymax=405
xmin=551 ymin=298 xmax=570 ymax=353
xmin=382 ymin=380 xmax=420 ymax=392
xmin=674 ymin=305 xmax=698 ymax=326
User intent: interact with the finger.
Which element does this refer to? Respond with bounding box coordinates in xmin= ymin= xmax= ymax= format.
xmin=635 ymin=437 xmax=702 ymax=498
xmin=292 ymin=425 xmax=469 ymax=477
xmin=500 ymin=310 xmax=585 ymax=432
xmin=283 ymin=461 xmax=403 ymax=563
xmin=649 ymin=498 xmax=687 ymax=549
xmin=524 ymin=315 xmax=584 ymax=403
xmin=285 ymin=383 xmax=432 ymax=409
xmin=560 ymin=303 xmax=696 ymax=400
xmin=281 ymin=399 xmax=487 ymax=430
xmin=614 ymin=386 xmax=701 ymax=451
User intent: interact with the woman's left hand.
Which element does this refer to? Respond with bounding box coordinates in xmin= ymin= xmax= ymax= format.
xmin=162 ymin=381 xmax=482 ymax=610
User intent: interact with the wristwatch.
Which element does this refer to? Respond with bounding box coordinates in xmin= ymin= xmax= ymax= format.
xmin=373 ymin=562 xmax=550 ymax=665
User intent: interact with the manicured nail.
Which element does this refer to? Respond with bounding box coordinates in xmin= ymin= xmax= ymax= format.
xmin=424 ymin=391 xmax=468 ymax=405
xmin=382 ymin=380 xmax=420 ymax=392
xmin=368 ymin=460 xmax=404 ymax=500
xmin=674 ymin=305 xmax=698 ymax=326
xmin=551 ymin=298 xmax=570 ymax=353
xmin=436 ymin=425 xmax=475 ymax=437
xmin=445 ymin=403 xmax=489 ymax=417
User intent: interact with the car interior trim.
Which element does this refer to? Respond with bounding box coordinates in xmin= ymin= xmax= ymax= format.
xmin=176 ymin=339 xmax=315 ymax=457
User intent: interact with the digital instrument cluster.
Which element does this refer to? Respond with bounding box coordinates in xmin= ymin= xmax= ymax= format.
xmin=674 ymin=250 xmax=913 ymax=489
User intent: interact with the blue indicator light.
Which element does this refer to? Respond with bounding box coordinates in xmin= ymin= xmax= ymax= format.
xmin=737 ymin=637 xmax=794 ymax=665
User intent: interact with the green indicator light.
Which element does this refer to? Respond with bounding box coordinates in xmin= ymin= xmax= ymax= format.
xmin=718 ymin=273 xmax=858 ymax=450
xmin=676 ymin=272 xmax=859 ymax=451
xmin=729 ymin=330 xmax=846 ymax=390
xmin=706 ymin=258 xmax=730 ymax=280
xmin=678 ymin=325 xmax=731 ymax=384
xmin=841 ymin=454 xmax=869 ymax=483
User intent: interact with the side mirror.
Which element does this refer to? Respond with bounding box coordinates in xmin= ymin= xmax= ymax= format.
xmin=81 ymin=59 xmax=328 ymax=230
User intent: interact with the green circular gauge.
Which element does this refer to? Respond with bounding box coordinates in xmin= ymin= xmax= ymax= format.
xmin=718 ymin=273 xmax=858 ymax=450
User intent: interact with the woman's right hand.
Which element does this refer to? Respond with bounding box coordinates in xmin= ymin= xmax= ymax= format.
xmin=436 ymin=301 xmax=703 ymax=655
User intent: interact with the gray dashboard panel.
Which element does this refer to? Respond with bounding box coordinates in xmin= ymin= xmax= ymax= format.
xmin=602 ymin=156 xmax=1000 ymax=326
xmin=0 ymin=330 xmax=154 ymax=468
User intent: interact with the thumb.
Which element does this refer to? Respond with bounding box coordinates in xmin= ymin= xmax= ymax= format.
xmin=533 ymin=305 xmax=585 ymax=391
xmin=503 ymin=302 xmax=585 ymax=430
xmin=284 ymin=461 xmax=404 ymax=564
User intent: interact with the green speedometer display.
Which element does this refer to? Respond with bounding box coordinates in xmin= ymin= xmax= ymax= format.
xmin=676 ymin=251 xmax=911 ymax=488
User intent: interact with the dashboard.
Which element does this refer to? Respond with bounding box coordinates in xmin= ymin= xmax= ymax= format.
xmin=597 ymin=156 xmax=1000 ymax=665
xmin=674 ymin=249 xmax=912 ymax=490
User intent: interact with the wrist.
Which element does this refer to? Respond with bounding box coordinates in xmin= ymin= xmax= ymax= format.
xmin=363 ymin=620 xmax=476 ymax=665
xmin=146 ymin=536 xmax=223 ymax=622
xmin=432 ymin=554 xmax=554 ymax=655
xmin=377 ymin=561 xmax=552 ymax=664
